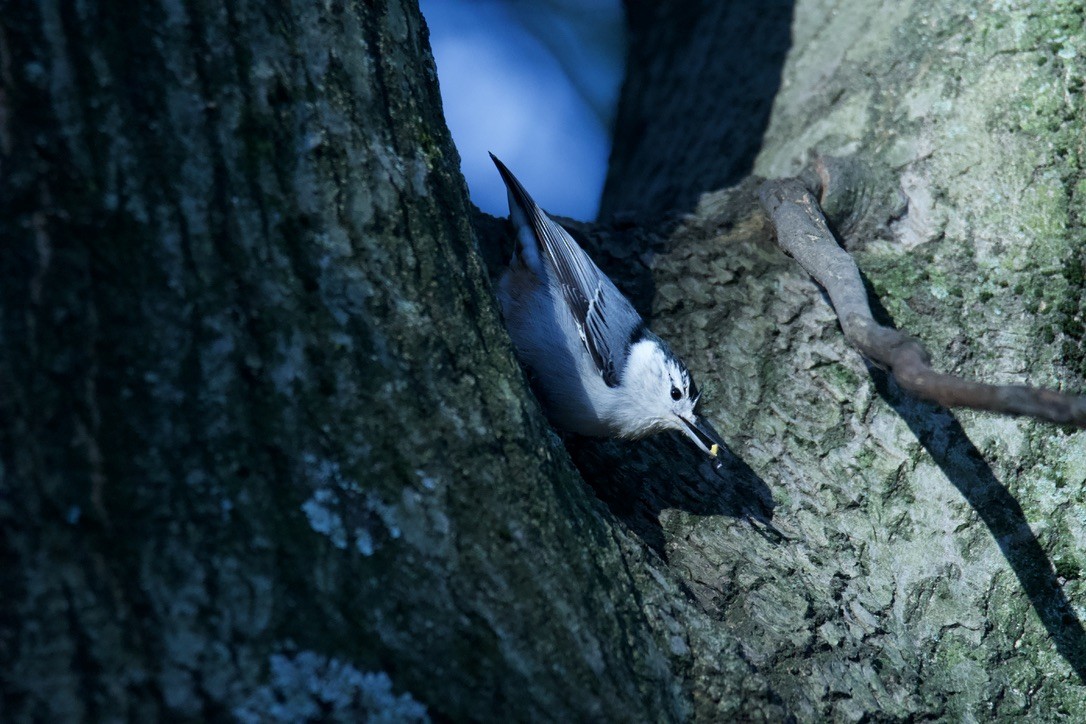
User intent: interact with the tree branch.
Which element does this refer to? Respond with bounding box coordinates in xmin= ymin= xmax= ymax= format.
xmin=759 ymin=176 xmax=1086 ymax=428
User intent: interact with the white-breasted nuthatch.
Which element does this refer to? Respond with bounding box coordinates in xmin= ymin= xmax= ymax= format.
xmin=491 ymin=154 xmax=726 ymax=467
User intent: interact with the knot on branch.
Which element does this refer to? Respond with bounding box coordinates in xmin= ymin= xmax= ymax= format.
xmin=800 ymin=155 xmax=907 ymax=251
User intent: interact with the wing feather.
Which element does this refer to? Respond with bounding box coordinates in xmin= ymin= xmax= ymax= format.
xmin=491 ymin=154 xmax=643 ymax=387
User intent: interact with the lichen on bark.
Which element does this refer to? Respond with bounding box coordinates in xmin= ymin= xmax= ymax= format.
xmin=593 ymin=0 xmax=1086 ymax=718
xmin=0 ymin=0 xmax=696 ymax=720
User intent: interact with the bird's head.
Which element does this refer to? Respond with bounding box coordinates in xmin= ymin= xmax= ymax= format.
xmin=616 ymin=332 xmax=725 ymax=459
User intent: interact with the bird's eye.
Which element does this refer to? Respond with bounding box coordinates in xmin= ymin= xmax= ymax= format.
xmin=670 ymin=386 xmax=682 ymax=401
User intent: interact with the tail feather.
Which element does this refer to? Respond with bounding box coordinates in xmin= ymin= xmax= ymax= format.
xmin=490 ymin=153 xmax=544 ymax=276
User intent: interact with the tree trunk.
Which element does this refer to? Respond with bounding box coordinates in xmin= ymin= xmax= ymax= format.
xmin=0 ymin=1 xmax=692 ymax=720
xmin=3 ymin=0 xmax=1085 ymax=722
xmin=602 ymin=0 xmax=795 ymax=219
xmin=592 ymin=0 xmax=1086 ymax=720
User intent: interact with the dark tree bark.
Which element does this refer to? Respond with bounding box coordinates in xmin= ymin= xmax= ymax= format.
xmin=3 ymin=0 xmax=1086 ymax=722
xmin=0 ymin=1 xmax=701 ymax=720
xmin=602 ymin=0 xmax=794 ymax=219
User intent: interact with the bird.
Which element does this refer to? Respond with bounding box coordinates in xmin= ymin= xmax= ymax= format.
xmin=490 ymin=153 xmax=726 ymax=467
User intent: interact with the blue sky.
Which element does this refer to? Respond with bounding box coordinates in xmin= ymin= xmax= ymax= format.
xmin=419 ymin=0 xmax=624 ymax=221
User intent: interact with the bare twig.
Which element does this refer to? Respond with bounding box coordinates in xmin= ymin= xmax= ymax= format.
xmin=759 ymin=177 xmax=1086 ymax=428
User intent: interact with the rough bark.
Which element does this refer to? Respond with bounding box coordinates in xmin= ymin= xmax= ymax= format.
xmin=584 ymin=0 xmax=1086 ymax=719
xmin=761 ymin=172 xmax=1086 ymax=427
xmin=0 ymin=1 xmax=707 ymax=720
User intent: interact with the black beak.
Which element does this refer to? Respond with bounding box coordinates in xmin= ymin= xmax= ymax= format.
xmin=678 ymin=415 xmax=726 ymax=458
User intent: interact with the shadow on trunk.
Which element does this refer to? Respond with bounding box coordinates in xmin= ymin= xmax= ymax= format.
xmin=864 ymin=287 xmax=1086 ymax=684
xmin=567 ymin=433 xmax=776 ymax=559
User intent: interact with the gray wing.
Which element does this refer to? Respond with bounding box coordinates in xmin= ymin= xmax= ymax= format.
xmin=491 ymin=154 xmax=643 ymax=387
xmin=531 ymin=208 xmax=645 ymax=387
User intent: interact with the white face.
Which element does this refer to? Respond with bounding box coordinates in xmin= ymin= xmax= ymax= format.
xmin=617 ymin=339 xmax=721 ymax=456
